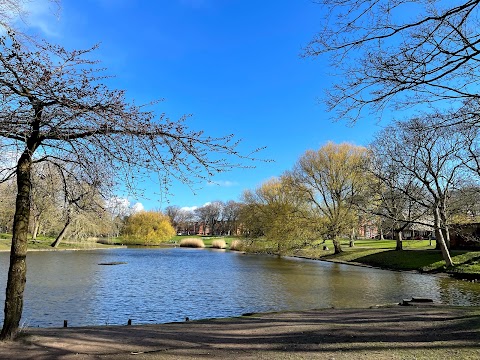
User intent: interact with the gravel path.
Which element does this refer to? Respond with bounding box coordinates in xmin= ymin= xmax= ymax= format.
xmin=1 ymin=306 xmax=480 ymax=359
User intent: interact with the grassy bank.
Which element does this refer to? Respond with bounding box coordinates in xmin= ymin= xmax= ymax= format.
xmin=0 ymin=233 xmax=241 ymax=251
xmin=293 ymin=239 xmax=480 ymax=278
xmin=235 ymin=236 xmax=480 ymax=278
xmin=0 ymin=233 xmax=123 ymax=251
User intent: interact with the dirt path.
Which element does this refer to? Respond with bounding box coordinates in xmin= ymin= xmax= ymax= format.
xmin=1 ymin=306 xmax=480 ymax=359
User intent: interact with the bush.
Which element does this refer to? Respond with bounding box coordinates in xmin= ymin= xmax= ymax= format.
xmin=230 ymin=239 xmax=244 ymax=251
xmin=179 ymin=238 xmax=205 ymax=248
xmin=211 ymin=239 xmax=226 ymax=249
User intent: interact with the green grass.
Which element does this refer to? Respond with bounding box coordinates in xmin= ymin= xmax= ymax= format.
xmin=344 ymin=249 xmax=447 ymax=271
xmin=0 ymin=234 xmax=122 ymax=251
xmin=248 ymin=238 xmax=480 ymax=277
xmin=319 ymin=240 xmax=480 ymax=276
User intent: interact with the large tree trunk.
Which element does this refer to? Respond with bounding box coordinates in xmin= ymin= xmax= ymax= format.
xmin=333 ymin=236 xmax=342 ymax=254
xmin=395 ymin=229 xmax=403 ymax=251
xmin=349 ymin=228 xmax=355 ymax=247
xmin=440 ymin=200 xmax=451 ymax=249
xmin=434 ymin=207 xmax=453 ymax=267
xmin=51 ymin=207 xmax=72 ymax=248
xmin=51 ymin=220 xmax=71 ymax=248
xmin=31 ymin=220 xmax=40 ymax=241
xmin=1 ymin=153 xmax=32 ymax=340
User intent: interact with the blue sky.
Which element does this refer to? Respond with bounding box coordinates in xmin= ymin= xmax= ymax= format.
xmin=19 ymin=0 xmax=385 ymax=211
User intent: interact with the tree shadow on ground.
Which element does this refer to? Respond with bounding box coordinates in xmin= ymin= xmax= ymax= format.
xmin=2 ymin=307 xmax=480 ymax=359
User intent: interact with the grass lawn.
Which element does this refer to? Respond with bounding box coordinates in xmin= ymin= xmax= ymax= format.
xmin=292 ymin=238 xmax=480 ymax=277
xmin=0 ymin=233 xmax=242 ymax=251
xmin=0 ymin=233 xmax=122 ymax=251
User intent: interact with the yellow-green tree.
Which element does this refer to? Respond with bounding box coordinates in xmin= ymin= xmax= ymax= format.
xmin=122 ymin=211 xmax=175 ymax=245
xmin=241 ymin=177 xmax=319 ymax=255
xmin=291 ymin=142 xmax=370 ymax=254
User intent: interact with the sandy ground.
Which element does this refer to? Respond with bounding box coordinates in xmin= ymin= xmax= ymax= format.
xmin=1 ymin=306 xmax=480 ymax=360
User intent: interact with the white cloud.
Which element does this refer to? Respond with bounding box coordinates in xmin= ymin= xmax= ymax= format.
xmin=180 ymin=202 xmax=211 ymax=212
xmin=4 ymin=0 xmax=62 ymax=37
xmin=206 ymin=180 xmax=238 ymax=187
xmin=131 ymin=202 xmax=144 ymax=213
xmin=106 ymin=197 xmax=144 ymax=215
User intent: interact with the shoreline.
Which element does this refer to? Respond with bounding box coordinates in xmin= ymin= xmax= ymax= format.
xmin=2 ymin=305 xmax=480 ymax=359
xmin=0 ymin=244 xmax=459 ymax=280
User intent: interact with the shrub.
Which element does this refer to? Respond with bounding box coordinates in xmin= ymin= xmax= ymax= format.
xmin=179 ymin=238 xmax=205 ymax=248
xmin=230 ymin=239 xmax=244 ymax=251
xmin=211 ymin=239 xmax=226 ymax=249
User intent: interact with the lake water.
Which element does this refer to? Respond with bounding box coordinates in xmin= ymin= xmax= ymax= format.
xmin=0 ymin=247 xmax=480 ymax=328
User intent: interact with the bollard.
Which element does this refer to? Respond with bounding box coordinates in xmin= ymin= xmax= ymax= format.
xmin=64 ymin=320 xmax=68 ymax=328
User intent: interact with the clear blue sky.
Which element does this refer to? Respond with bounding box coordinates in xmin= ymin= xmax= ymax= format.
xmin=20 ymin=0 xmax=384 ymax=211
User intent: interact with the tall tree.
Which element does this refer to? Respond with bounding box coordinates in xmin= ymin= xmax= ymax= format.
xmin=368 ymin=142 xmax=431 ymax=250
xmin=165 ymin=205 xmax=181 ymax=233
xmin=222 ymin=200 xmax=242 ymax=236
xmin=0 ymin=34 xmax=253 ymax=339
xmin=304 ymin=0 xmax=480 ymax=123
xmin=30 ymin=162 xmax=62 ymax=240
xmin=50 ymin=167 xmax=105 ymax=248
xmin=0 ymin=179 xmax=15 ymax=233
xmin=291 ymin=142 xmax=369 ymax=254
xmin=241 ymin=177 xmax=317 ymax=255
xmin=195 ymin=202 xmax=223 ymax=235
xmin=374 ymin=115 xmax=467 ymax=266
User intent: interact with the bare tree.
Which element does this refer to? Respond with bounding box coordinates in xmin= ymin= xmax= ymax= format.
xmin=0 ymin=179 xmax=15 ymax=233
xmin=304 ymin=1 xmax=480 ymax=123
xmin=368 ymin=142 xmax=432 ymax=250
xmin=49 ymin=164 xmax=105 ymax=247
xmin=30 ymin=162 xmax=62 ymax=240
xmin=222 ymin=200 xmax=242 ymax=235
xmin=374 ymin=115 xmax=467 ymax=266
xmin=0 ymin=34 xmax=255 ymax=339
xmin=165 ymin=205 xmax=181 ymax=233
xmin=194 ymin=202 xmax=223 ymax=235
xmin=181 ymin=209 xmax=198 ymax=235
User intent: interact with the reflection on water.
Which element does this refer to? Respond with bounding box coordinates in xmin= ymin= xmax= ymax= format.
xmin=0 ymin=248 xmax=479 ymax=327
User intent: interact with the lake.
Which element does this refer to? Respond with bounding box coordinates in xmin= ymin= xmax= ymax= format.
xmin=0 ymin=247 xmax=479 ymax=328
